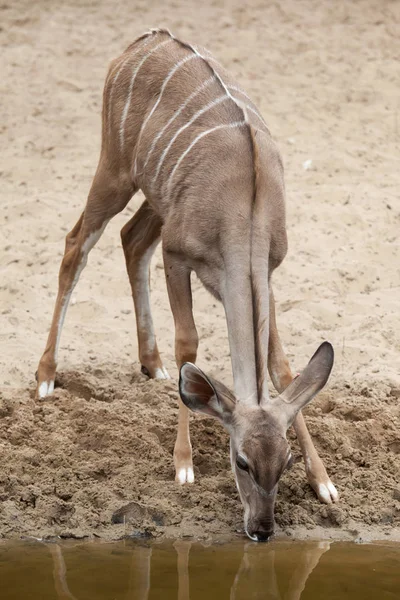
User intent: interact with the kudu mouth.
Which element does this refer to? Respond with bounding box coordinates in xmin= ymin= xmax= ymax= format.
xmin=245 ymin=529 xmax=275 ymax=542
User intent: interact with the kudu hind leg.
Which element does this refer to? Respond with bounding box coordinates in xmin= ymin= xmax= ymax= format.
xmin=36 ymin=167 xmax=135 ymax=399
xmin=163 ymin=248 xmax=199 ymax=484
xmin=121 ymin=201 xmax=169 ymax=379
xmin=268 ymin=288 xmax=338 ymax=504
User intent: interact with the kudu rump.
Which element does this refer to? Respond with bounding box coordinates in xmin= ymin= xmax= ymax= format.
xmin=36 ymin=29 xmax=338 ymax=541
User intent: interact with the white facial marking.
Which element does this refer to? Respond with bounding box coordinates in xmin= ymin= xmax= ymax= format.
xmin=143 ymin=76 xmax=214 ymax=174
xmin=134 ymin=53 xmax=198 ymax=175
xmin=153 ymin=95 xmax=229 ymax=186
xmin=166 ymin=121 xmax=245 ymax=197
xmin=120 ymin=39 xmax=173 ymax=150
xmin=245 ymin=530 xmax=259 ymax=542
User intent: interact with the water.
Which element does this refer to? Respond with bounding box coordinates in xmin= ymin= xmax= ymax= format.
xmin=0 ymin=539 xmax=399 ymax=599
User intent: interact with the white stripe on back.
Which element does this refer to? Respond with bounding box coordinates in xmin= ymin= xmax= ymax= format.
xmin=133 ymin=53 xmax=198 ymax=175
xmin=107 ymin=35 xmax=154 ymax=138
xmin=113 ymin=30 xmax=269 ymax=195
xmin=166 ymin=121 xmax=246 ymax=198
xmin=142 ymin=76 xmax=214 ymax=174
xmin=246 ymin=105 xmax=269 ymax=130
xmin=228 ymin=86 xmax=268 ymax=129
xmin=164 ymin=33 xmax=268 ymax=135
xmin=119 ymin=38 xmax=173 ymax=151
xmin=152 ymin=95 xmax=228 ymax=187
xmin=164 ymin=36 xmax=247 ymax=118
xmin=227 ymin=84 xmax=252 ymax=102
xmin=108 ymin=55 xmax=133 ymax=137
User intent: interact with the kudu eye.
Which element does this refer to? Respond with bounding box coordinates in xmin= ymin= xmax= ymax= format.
xmin=236 ymin=454 xmax=249 ymax=471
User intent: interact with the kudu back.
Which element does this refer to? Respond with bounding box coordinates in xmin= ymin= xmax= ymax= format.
xmin=36 ymin=28 xmax=338 ymax=541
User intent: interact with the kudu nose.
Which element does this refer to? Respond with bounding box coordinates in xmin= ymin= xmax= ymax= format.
xmin=247 ymin=528 xmax=274 ymax=542
xmin=255 ymin=530 xmax=274 ymax=542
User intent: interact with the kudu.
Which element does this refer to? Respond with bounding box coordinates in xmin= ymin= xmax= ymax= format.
xmin=36 ymin=28 xmax=338 ymax=541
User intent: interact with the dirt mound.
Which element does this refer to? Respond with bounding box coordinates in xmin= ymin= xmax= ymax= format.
xmin=0 ymin=365 xmax=399 ymax=541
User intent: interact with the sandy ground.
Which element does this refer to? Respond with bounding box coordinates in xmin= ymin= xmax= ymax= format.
xmin=0 ymin=0 xmax=399 ymax=541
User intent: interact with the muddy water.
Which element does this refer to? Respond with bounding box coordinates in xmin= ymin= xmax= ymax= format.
xmin=0 ymin=540 xmax=399 ymax=599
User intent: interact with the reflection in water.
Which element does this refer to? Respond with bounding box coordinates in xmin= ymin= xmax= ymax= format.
xmin=285 ymin=542 xmax=330 ymax=600
xmin=174 ymin=541 xmax=191 ymax=600
xmin=1 ymin=538 xmax=399 ymax=599
xmin=230 ymin=546 xmax=280 ymax=600
xmin=126 ymin=546 xmax=152 ymax=599
xmin=48 ymin=539 xmax=328 ymax=600
xmin=229 ymin=543 xmax=329 ymax=600
xmin=48 ymin=544 xmax=78 ymax=600
xmin=229 ymin=541 xmax=329 ymax=600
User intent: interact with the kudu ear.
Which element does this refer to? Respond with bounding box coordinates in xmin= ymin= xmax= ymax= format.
xmin=272 ymin=342 xmax=334 ymax=428
xmin=179 ymin=363 xmax=235 ymax=422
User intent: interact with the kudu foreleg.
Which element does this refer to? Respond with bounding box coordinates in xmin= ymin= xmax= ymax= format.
xmin=268 ymin=288 xmax=338 ymax=504
xmin=163 ymin=249 xmax=199 ymax=484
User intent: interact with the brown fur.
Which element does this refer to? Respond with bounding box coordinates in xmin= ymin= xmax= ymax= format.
xmin=36 ymin=30 xmax=338 ymax=537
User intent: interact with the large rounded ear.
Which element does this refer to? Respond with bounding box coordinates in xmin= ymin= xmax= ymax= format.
xmin=271 ymin=342 xmax=334 ymax=428
xmin=179 ymin=363 xmax=235 ymax=423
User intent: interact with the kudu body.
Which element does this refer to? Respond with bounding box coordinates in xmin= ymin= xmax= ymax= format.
xmin=36 ymin=29 xmax=338 ymax=540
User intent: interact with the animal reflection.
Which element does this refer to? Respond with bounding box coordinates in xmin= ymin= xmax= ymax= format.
xmin=230 ymin=541 xmax=330 ymax=600
xmin=48 ymin=544 xmax=78 ymax=600
xmin=48 ymin=539 xmax=330 ymax=599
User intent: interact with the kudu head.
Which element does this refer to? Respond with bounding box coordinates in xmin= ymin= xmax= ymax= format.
xmin=179 ymin=342 xmax=334 ymax=542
